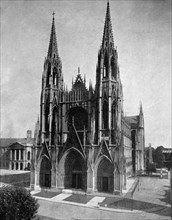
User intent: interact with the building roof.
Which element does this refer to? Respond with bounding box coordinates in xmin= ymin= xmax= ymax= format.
xmin=124 ymin=115 xmax=139 ymax=129
xmin=0 ymin=138 xmax=34 ymax=148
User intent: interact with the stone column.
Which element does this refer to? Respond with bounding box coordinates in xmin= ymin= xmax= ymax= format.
xmin=10 ymin=150 xmax=12 ymax=160
xmin=9 ymin=162 xmax=12 ymax=170
xmin=87 ymin=167 xmax=93 ymax=193
xmin=113 ymin=169 xmax=121 ymax=195
xmin=14 ymin=150 xmax=17 ymax=160
xmin=51 ymin=147 xmax=56 ymax=188
xmin=20 ymin=150 xmax=22 ymax=161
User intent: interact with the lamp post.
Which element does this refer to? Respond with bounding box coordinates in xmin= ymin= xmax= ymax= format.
xmin=170 ymin=168 xmax=172 ymax=220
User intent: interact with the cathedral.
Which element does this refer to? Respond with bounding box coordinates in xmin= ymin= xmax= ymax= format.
xmin=31 ymin=2 xmax=145 ymax=194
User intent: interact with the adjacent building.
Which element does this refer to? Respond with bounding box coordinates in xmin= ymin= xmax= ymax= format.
xmin=0 ymin=130 xmax=34 ymax=171
xmin=31 ymin=2 xmax=145 ymax=194
xmin=162 ymin=148 xmax=172 ymax=170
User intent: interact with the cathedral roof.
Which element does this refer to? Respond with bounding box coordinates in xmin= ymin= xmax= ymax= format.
xmin=124 ymin=116 xmax=139 ymax=129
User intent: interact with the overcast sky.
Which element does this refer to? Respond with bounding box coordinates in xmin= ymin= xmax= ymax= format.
xmin=1 ymin=0 xmax=171 ymax=148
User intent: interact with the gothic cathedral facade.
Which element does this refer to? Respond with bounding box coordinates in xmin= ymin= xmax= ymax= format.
xmin=31 ymin=2 xmax=145 ymax=194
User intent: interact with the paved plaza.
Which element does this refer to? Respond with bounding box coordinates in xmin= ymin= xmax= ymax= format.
xmin=32 ymin=175 xmax=171 ymax=220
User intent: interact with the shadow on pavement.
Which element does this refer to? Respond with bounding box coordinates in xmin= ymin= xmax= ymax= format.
xmin=158 ymin=185 xmax=171 ymax=205
xmin=100 ymin=197 xmax=171 ymax=217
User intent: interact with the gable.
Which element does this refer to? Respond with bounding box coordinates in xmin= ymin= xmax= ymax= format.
xmin=9 ymin=142 xmax=25 ymax=150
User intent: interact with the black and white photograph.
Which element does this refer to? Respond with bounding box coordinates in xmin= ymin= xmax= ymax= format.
xmin=0 ymin=0 xmax=171 ymax=219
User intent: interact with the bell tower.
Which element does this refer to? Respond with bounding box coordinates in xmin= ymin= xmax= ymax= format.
xmin=95 ymin=1 xmax=123 ymax=145
xmin=40 ymin=13 xmax=63 ymax=145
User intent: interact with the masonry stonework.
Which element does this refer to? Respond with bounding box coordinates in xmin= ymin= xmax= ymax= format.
xmin=31 ymin=2 xmax=145 ymax=194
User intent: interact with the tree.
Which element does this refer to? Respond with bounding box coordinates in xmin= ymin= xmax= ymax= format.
xmin=153 ymin=146 xmax=165 ymax=168
xmin=146 ymin=162 xmax=156 ymax=174
xmin=0 ymin=185 xmax=39 ymax=220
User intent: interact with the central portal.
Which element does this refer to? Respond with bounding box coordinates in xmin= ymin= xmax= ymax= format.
xmin=102 ymin=176 xmax=108 ymax=192
xmin=64 ymin=149 xmax=87 ymax=190
xmin=72 ymin=160 xmax=82 ymax=189
xmin=72 ymin=172 xmax=82 ymax=189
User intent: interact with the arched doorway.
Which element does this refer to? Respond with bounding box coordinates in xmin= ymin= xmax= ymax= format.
xmin=72 ymin=160 xmax=82 ymax=189
xmin=97 ymin=157 xmax=114 ymax=193
xmin=40 ymin=157 xmax=51 ymax=188
xmin=64 ymin=149 xmax=87 ymax=190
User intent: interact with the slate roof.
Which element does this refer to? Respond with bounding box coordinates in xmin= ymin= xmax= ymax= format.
xmin=124 ymin=115 xmax=139 ymax=129
xmin=0 ymin=138 xmax=34 ymax=148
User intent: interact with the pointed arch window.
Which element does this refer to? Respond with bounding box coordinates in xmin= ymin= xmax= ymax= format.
xmin=111 ymin=101 xmax=116 ymax=129
xmin=53 ymin=67 xmax=58 ymax=86
xmin=46 ymin=64 xmax=51 ymax=86
xmin=45 ymin=105 xmax=49 ymax=132
xmin=51 ymin=107 xmax=58 ymax=145
xmin=102 ymin=101 xmax=108 ymax=129
xmin=111 ymin=56 xmax=116 ymax=79
xmin=103 ymin=54 xmax=108 ymax=78
xmin=27 ymin=151 xmax=30 ymax=160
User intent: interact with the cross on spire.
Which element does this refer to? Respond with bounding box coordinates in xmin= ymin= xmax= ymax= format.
xmin=52 ymin=12 xmax=55 ymax=19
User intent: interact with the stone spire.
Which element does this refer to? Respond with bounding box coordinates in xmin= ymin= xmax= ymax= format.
xmin=47 ymin=12 xmax=59 ymax=59
xmin=102 ymin=1 xmax=114 ymax=48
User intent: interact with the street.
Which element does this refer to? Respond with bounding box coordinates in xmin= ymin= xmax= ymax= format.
xmin=35 ymin=176 xmax=171 ymax=220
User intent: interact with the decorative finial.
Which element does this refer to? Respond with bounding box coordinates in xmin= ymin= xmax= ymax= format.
xmin=78 ymin=67 xmax=80 ymax=74
xmin=52 ymin=12 xmax=55 ymax=19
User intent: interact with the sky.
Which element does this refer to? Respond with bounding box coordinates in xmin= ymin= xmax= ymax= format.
xmin=1 ymin=0 xmax=171 ymax=148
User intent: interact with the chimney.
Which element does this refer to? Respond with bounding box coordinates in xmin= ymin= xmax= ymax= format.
xmin=27 ymin=130 xmax=32 ymax=142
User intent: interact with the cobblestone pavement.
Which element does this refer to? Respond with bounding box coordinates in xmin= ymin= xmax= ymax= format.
xmin=32 ymin=176 xmax=171 ymax=220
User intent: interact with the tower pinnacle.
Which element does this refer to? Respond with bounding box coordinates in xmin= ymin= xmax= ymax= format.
xmin=139 ymin=102 xmax=143 ymax=115
xmin=47 ymin=13 xmax=59 ymax=59
xmin=102 ymin=1 xmax=114 ymax=48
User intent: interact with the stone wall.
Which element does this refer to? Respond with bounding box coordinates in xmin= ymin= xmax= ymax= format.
xmin=0 ymin=171 xmax=30 ymax=187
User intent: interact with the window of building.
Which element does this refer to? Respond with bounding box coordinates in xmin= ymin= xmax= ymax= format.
xmin=103 ymin=54 xmax=108 ymax=78
xmin=21 ymin=150 xmax=23 ymax=160
xmin=16 ymin=162 xmax=18 ymax=170
xmin=16 ymin=150 xmax=19 ymax=160
xmin=46 ymin=64 xmax=51 ymax=86
xmin=27 ymin=151 xmax=30 ymax=160
xmin=53 ymin=67 xmax=58 ymax=85
xmin=20 ymin=163 xmax=23 ymax=170
xmin=12 ymin=150 xmax=15 ymax=160
xmin=111 ymin=56 xmax=116 ymax=79
xmin=28 ymin=162 xmax=31 ymax=169
xmin=111 ymin=102 xmax=116 ymax=129
xmin=102 ymin=101 xmax=108 ymax=129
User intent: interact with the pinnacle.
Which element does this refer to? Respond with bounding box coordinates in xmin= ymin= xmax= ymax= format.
xmin=140 ymin=102 xmax=143 ymax=115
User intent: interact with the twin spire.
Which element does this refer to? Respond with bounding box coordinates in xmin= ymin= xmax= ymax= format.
xmin=102 ymin=1 xmax=114 ymax=48
xmin=47 ymin=12 xmax=59 ymax=59
xmin=47 ymin=1 xmax=114 ymax=58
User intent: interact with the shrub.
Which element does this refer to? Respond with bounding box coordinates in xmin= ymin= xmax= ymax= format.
xmin=0 ymin=185 xmax=39 ymax=220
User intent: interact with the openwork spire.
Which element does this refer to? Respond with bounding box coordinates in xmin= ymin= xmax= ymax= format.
xmin=102 ymin=1 xmax=114 ymax=48
xmin=47 ymin=12 xmax=59 ymax=59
